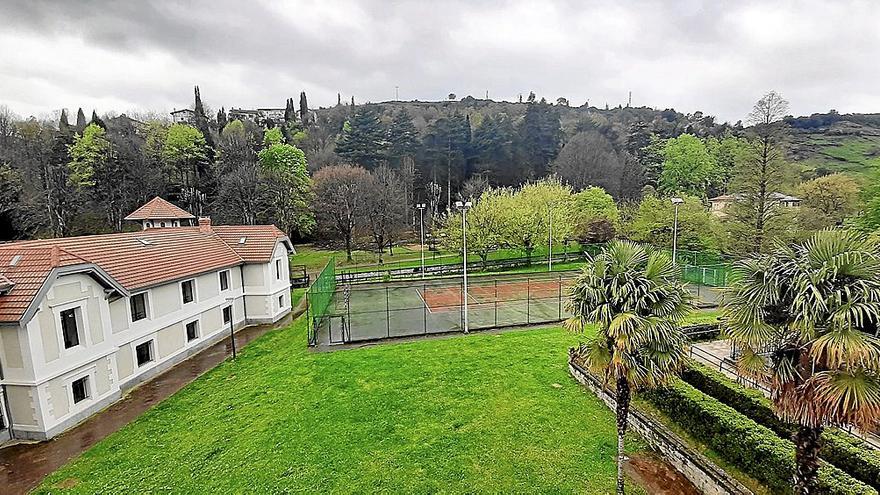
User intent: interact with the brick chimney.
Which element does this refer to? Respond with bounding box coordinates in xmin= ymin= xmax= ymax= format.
xmin=198 ymin=217 xmax=213 ymax=233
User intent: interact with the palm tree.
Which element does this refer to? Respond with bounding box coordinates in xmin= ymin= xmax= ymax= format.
xmin=724 ymin=230 xmax=880 ymax=494
xmin=565 ymin=241 xmax=692 ymax=495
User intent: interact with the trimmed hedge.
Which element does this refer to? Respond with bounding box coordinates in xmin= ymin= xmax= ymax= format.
xmin=681 ymin=362 xmax=880 ymax=489
xmin=644 ymin=380 xmax=875 ymax=495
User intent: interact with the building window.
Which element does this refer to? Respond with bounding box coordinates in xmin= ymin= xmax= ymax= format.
xmin=278 ymin=294 xmax=285 ymax=308
xmin=60 ymin=308 xmax=80 ymax=349
xmin=72 ymin=377 xmax=90 ymax=404
xmin=186 ymin=321 xmax=199 ymax=342
xmin=181 ymin=280 xmax=194 ymax=304
xmin=130 ymin=293 xmax=148 ymax=322
xmin=219 ymin=270 xmax=230 ymax=291
xmin=222 ymin=306 xmax=232 ymax=324
xmin=275 ymin=259 xmax=282 ymax=280
xmin=135 ymin=341 xmax=154 ymax=367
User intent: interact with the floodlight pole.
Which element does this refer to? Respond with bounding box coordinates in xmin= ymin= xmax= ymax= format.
xmin=548 ymin=203 xmax=553 ymax=272
xmin=671 ymin=197 xmax=684 ymax=264
xmin=417 ymin=203 xmax=426 ymax=279
xmin=456 ymin=200 xmax=472 ymax=333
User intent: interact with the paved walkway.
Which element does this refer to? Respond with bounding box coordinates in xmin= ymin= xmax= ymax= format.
xmin=0 ymin=312 xmax=298 ymax=495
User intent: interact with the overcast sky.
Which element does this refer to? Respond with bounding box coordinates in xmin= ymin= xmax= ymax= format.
xmin=2 ymin=0 xmax=879 ymax=123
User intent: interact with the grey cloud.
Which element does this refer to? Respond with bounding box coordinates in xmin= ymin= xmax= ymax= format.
xmin=1 ymin=0 xmax=878 ymax=121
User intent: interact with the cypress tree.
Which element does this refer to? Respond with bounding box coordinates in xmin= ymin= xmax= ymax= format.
xmin=284 ymin=98 xmax=296 ymax=123
xmin=90 ymin=110 xmax=107 ymax=130
xmin=337 ymin=93 xmax=342 ymax=106
xmin=217 ymin=107 xmax=227 ymax=128
xmin=192 ymin=85 xmax=215 ymax=148
xmin=59 ymin=109 xmax=72 ymax=134
xmin=75 ymin=108 xmax=87 ymax=132
xmin=299 ymin=92 xmax=309 ymax=125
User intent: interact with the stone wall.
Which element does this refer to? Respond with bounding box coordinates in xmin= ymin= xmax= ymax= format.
xmin=568 ymin=357 xmax=752 ymax=495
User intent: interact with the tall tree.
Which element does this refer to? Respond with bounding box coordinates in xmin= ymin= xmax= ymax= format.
xmin=75 ymin=108 xmax=87 ymax=133
xmin=216 ymin=120 xmax=262 ymax=225
xmin=192 ymin=85 xmax=215 ymax=149
xmin=518 ymin=99 xmax=562 ymax=177
xmin=257 ymin=128 xmax=314 ymax=239
xmin=386 ymin=109 xmax=420 ymax=166
xmin=362 ymin=165 xmax=406 ymax=261
xmin=472 ymin=114 xmax=518 ymax=185
xmin=423 ymin=113 xmax=471 ymax=208
xmin=312 ymin=165 xmax=371 ymax=261
xmin=724 ymin=231 xmax=880 ymax=494
xmin=284 ymin=97 xmax=297 ymax=123
xmin=797 ymin=173 xmax=860 ymax=229
xmin=335 ymin=106 xmax=387 ymax=169
xmin=162 ymin=124 xmax=210 ymax=213
xmin=299 ymin=91 xmax=310 ymax=126
xmin=566 ymin=241 xmax=691 ymax=495
xmin=658 ymin=133 xmax=717 ymax=197
xmin=730 ymin=91 xmax=791 ymax=252
xmin=551 ymin=130 xmax=624 ymax=197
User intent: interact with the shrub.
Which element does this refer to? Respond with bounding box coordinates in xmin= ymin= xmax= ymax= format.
xmin=681 ymin=363 xmax=880 ymax=490
xmin=644 ymin=380 xmax=875 ymax=495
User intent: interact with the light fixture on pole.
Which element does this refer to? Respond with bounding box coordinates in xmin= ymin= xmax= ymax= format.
xmin=548 ymin=202 xmax=554 ymax=272
xmin=671 ymin=197 xmax=684 ymax=264
xmin=455 ymin=200 xmax=472 ymax=333
xmin=416 ymin=203 xmax=427 ymax=279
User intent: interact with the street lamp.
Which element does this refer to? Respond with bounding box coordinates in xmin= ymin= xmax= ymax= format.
xmin=416 ymin=203 xmax=427 ymax=279
xmin=671 ymin=197 xmax=684 ymax=264
xmin=548 ymin=202 xmax=554 ymax=272
xmin=455 ymin=200 xmax=472 ymax=333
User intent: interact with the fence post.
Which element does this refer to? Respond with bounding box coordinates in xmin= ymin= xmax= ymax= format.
xmin=557 ymin=274 xmax=562 ymax=320
xmin=494 ymin=279 xmax=498 ymax=328
xmin=385 ymin=286 xmax=391 ymax=339
xmin=346 ymin=286 xmax=351 ymax=343
xmin=460 ymin=278 xmax=464 ymax=332
xmin=526 ymin=277 xmax=531 ymax=324
xmin=423 ymin=283 xmax=428 ymax=335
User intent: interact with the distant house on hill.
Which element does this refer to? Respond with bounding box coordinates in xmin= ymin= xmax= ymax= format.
xmin=228 ymin=108 xmax=286 ymax=126
xmin=170 ymin=108 xmax=195 ymax=124
xmin=708 ymin=192 xmax=801 ymax=217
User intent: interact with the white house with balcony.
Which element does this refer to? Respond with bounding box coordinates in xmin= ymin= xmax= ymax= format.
xmin=0 ymin=199 xmax=294 ymax=444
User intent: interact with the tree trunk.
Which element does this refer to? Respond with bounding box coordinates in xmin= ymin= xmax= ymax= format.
xmin=345 ymin=234 xmax=353 ymax=262
xmin=793 ymin=425 xmax=823 ymax=495
xmin=615 ymin=376 xmax=631 ymax=495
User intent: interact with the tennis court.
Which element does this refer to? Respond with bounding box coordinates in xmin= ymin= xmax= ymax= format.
xmin=306 ymin=257 xmax=725 ymax=347
xmin=310 ymin=272 xmax=577 ymax=346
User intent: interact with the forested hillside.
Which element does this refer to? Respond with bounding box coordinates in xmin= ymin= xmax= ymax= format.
xmin=2 ymin=88 xmax=879 ymax=258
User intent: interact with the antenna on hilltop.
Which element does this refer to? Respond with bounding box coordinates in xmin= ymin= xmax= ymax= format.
xmin=395 ymin=86 xmax=399 ymax=101
xmin=627 ymin=91 xmax=632 ymax=107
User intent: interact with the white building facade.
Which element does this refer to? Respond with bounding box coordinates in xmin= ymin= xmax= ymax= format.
xmin=0 ymin=206 xmax=293 ymax=444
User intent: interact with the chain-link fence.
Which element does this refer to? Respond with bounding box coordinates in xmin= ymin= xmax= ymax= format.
xmin=312 ymin=272 xmax=578 ymax=345
xmin=307 ymin=257 xmax=336 ymax=346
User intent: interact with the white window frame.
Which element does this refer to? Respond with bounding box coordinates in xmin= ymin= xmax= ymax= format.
xmin=275 ymin=259 xmax=282 ymax=280
xmin=278 ymin=293 xmax=285 ymax=310
xmin=222 ymin=305 xmax=232 ymax=325
xmin=128 ymin=290 xmax=152 ymax=323
xmin=184 ymin=317 xmax=201 ymax=343
xmin=219 ymin=270 xmax=231 ymax=292
xmin=133 ymin=337 xmax=156 ymax=369
xmin=180 ymin=278 xmax=197 ymax=305
xmin=65 ymin=367 xmax=96 ymax=413
xmin=54 ymin=300 xmax=90 ymax=358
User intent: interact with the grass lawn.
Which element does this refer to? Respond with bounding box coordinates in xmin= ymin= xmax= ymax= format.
xmin=37 ymin=318 xmax=632 ymax=494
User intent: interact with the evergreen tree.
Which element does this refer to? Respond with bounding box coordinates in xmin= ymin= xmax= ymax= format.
xmin=518 ymin=99 xmax=562 ymax=177
xmin=335 ymin=106 xmax=387 ymax=169
xmin=386 ymin=109 xmax=419 ymax=165
xmin=284 ymin=98 xmax=296 ymax=123
xmin=59 ymin=109 xmax=72 ymax=134
xmin=90 ymin=110 xmax=106 ymax=130
xmin=337 ymin=93 xmax=342 ymax=106
xmin=193 ymin=85 xmax=215 ymax=149
xmin=75 ymin=108 xmax=87 ymax=133
xmin=299 ymin=91 xmax=310 ymax=126
xmin=216 ymin=107 xmax=227 ymax=128
xmin=472 ymin=115 xmax=518 ymax=185
xmin=423 ymin=113 xmax=472 ymax=207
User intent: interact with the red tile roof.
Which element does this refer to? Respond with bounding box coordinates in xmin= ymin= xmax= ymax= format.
xmin=212 ymin=225 xmax=292 ymax=262
xmin=0 ymin=225 xmax=290 ymax=323
xmin=124 ymin=197 xmax=195 ymax=221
